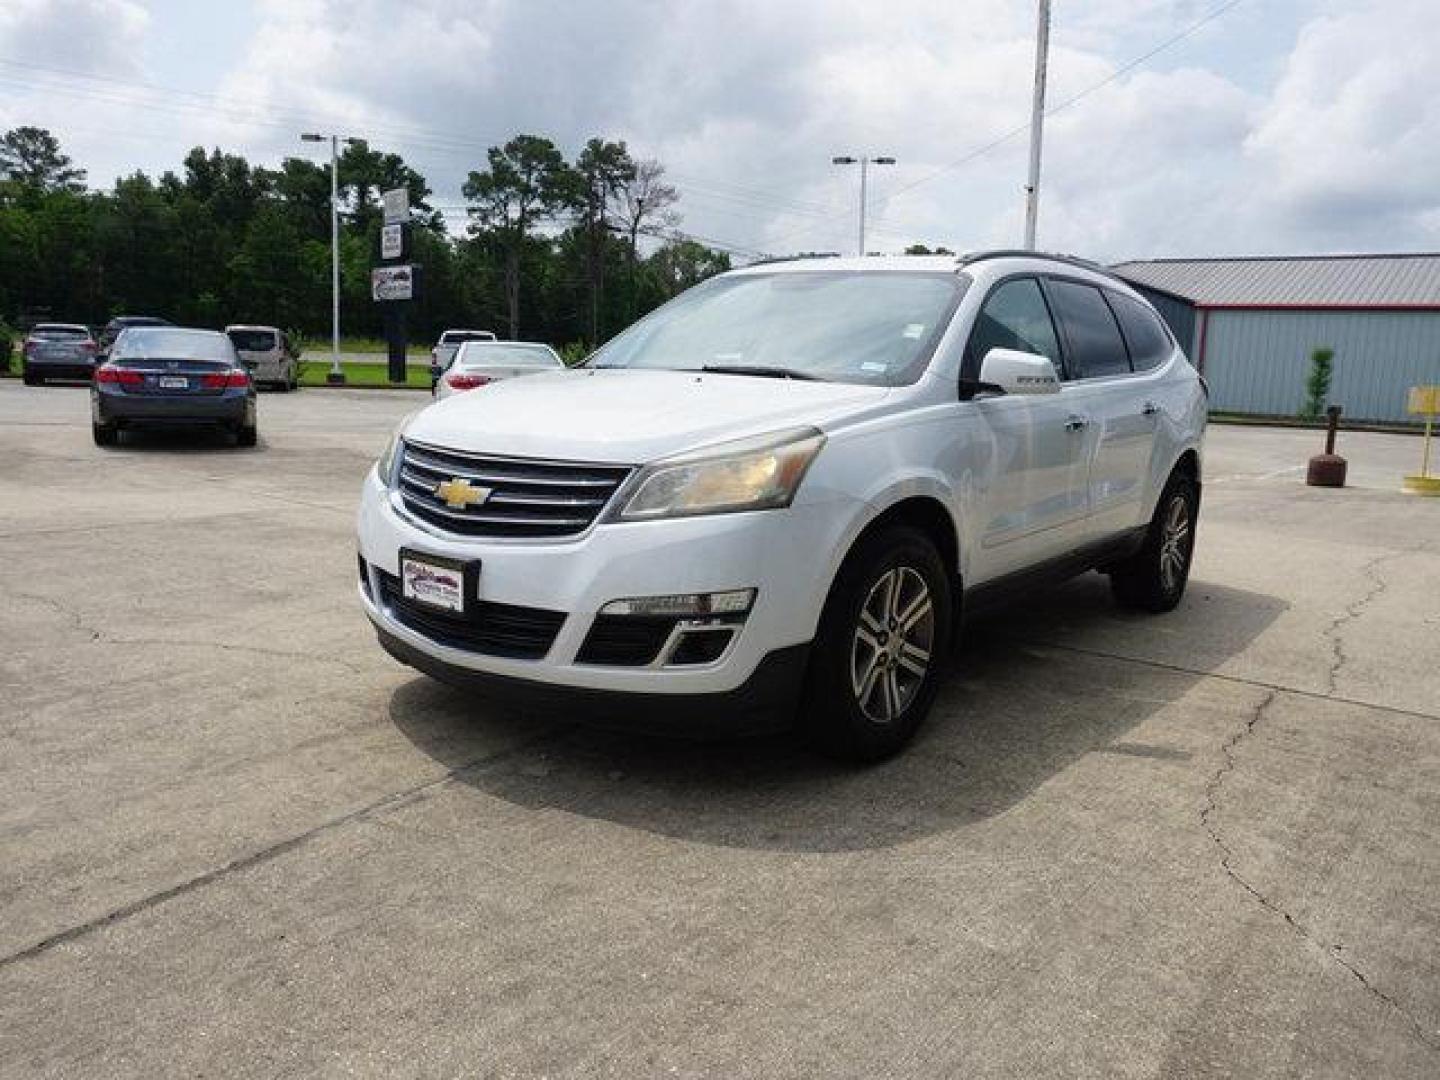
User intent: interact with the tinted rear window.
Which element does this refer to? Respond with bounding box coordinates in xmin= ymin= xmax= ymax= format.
xmin=32 ymin=326 xmax=90 ymax=340
xmin=112 ymin=329 xmax=237 ymax=364
xmin=1107 ymin=291 xmax=1172 ymax=372
xmin=441 ymin=331 xmax=495 ymax=344
xmin=1045 ymin=280 xmax=1131 ymax=379
xmin=228 ymin=330 xmax=278 ymax=352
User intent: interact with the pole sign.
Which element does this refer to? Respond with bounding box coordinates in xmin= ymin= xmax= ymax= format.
xmin=381 ymin=186 xmax=410 ymax=225
xmin=380 ymin=223 xmax=404 ymax=260
xmin=371 ymin=265 xmax=415 ymax=302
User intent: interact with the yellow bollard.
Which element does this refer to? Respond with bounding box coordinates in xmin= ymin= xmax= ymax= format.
xmin=1403 ymin=386 xmax=1440 ymax=496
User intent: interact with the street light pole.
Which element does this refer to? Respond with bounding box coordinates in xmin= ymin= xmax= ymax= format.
xmin=301 ymin=131 xmax=347 ymax=383
xmin=832 ymin=154 xmax=895 ymax=256
xmin=1023 ymin=0 xmax=1052 ymax=250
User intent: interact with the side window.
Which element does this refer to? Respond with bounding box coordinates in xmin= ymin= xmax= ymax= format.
xmin=1107 ymin=291 xmax=1172 ymax=372
xmin=963 ymin=277 xmax=1063 ymax=380
xmin=1045 ymin=279 xmax=1131 ymax=379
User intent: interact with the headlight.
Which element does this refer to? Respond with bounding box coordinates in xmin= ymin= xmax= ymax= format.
xmin=615 ymin=427 xmax=825 ymax=521
xmin=375 ymin=424 xmax=407 ymax=487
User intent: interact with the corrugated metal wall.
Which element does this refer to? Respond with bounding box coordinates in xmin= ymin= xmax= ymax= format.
xmin=1202 ymin=310 xmax=1440 ymax=423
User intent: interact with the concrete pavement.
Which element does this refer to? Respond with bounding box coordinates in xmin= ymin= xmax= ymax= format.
xmin=1 ymin=382 xmax=1436 ymax=1077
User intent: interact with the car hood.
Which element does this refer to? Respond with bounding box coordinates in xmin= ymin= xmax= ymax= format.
xmin=404 ymin=368 xmax=890 ymax=463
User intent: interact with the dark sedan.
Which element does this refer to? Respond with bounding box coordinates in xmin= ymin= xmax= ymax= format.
xmin=91 ymin=327 xmax=258 ymax=447
xmin=22 ymin=323 xmax=98 ymax=384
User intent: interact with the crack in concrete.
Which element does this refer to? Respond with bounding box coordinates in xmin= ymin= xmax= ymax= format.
xmin=0 ymin=725 xmax=563 ymax=970
xmin=1201 ymin=688 xmax=1439 ymax=1054
xmin=12 ymin=590 xmax=370 ymax=674
xmin=1323 ymin=553 xmax=1398 ymax=697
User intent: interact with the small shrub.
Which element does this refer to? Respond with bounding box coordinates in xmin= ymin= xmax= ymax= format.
xmin=0 ymin=320 xmax=14 ymax=373
xmin=1300 ymin=346 xmax=1334 ymax=419
xmin=559 ymin=341 xmax=591 ymax=367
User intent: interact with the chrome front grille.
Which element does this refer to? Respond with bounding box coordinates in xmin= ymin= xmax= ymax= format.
xmin=397 ymin=440 xmax=633 ymax=538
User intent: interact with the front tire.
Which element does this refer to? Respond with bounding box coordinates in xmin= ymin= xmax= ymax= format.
xmin=1110 ymin=476 xmax=1198 ymax=613
xmin=800 ymin=526 xmax=952 ymax=762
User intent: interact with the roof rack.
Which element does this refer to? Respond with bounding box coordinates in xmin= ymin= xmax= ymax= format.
xmin=959 ymin=249 xmax=1107 ymax=272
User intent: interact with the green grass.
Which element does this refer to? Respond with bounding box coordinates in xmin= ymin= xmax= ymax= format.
xmin=298 ymin=361 xmax=430 ymax=388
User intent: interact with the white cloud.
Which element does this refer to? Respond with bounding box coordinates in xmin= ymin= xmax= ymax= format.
xmin=6 ymin=0 xmax=1440 ymax=260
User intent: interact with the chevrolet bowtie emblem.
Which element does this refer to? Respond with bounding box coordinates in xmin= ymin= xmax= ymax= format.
xmin=434 ymin=478 xmax=491 ymax=510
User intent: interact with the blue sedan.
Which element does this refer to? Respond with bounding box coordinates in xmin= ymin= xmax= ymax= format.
xmin=91 ymin=327 xmax=258 ymax=447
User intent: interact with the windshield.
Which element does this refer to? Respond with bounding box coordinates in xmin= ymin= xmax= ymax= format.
xmin=441 ymin=331 xmax=495 ymax=345
xmin=456 ymin=343 xmax=562 ymax=369
xmin=588 ymin=271 xmax=965 ymax=385
xmin=112 ymin=328 xmax=238 ymax=364
xmin=31 ymin=326 xmax=90 ymax=340
xmin=228 ymin=329 xmax=278 ymax=352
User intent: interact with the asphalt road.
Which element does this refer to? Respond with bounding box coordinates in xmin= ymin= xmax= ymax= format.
xmin=2 ymin=380 xmax=1437 ymax=1078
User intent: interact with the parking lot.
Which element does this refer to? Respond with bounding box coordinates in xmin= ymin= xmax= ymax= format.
xmin=1 ymin=379 xmax=1437 ymax=1077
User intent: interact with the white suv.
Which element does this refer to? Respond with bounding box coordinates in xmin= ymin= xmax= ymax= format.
xmin=356 ymin=252 xmax=1206 ymax=760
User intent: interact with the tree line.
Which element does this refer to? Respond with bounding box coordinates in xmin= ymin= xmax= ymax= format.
xmin=0 ymin=126 xmax=732 ymax=351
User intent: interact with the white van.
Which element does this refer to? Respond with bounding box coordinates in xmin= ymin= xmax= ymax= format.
xmin=225 ymin=325 xmax=299 ymax=390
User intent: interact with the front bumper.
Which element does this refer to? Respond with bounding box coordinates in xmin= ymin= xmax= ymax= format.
xmin=356 ymin=467 xmax=839 ymax=710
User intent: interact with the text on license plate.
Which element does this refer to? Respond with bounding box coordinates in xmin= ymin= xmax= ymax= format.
xmin=401 ymin=554 xmax=465 ymax=613
xmin=158 ymin=376 xmax=188 ymax=389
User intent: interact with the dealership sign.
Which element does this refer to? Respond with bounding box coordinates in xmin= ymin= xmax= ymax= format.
xmin=381 ymin=223 xmax=403 ymax=260
xmin=372 ymin=265 xmax=414 ymax=301
xmin=382 ymin=186 xmax=410 ymax=225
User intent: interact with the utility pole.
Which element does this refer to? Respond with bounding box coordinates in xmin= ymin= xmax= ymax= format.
xmin=1023 ymin=0 xmax=1052 ymax=250
xmin=832 ymin=154 xmax=896 ymax=256
xmin=301 ymin=131 xmax=357 ymax=384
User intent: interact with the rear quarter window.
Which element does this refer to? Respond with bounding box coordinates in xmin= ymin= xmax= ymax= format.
xmin=1106 ymin=291 xmax=1172 ymax=372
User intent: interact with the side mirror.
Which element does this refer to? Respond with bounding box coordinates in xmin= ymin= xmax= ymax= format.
xmin=975 ymin=347 xmax=1061 ymax=396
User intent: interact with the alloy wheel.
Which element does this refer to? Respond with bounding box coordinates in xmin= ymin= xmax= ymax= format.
xmin=850 ymin=566 xmax=935 ymax=723
xmin=1159 ymin=495 xmax=1191 ymax=594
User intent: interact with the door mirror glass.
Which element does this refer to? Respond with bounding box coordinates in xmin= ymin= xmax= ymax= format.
xmin=977 ymin=347 xmax=1061 ymax=395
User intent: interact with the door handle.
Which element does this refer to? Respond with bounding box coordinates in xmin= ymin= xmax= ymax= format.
xmin=1142 ymin=401 xmax=1160 ymax=416
xmin=1064 ymin=414 xmax=1089 ymax=431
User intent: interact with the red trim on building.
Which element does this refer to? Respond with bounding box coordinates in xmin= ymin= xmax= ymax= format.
xmin=1196 ymin=303 xmax=1440 ymax=313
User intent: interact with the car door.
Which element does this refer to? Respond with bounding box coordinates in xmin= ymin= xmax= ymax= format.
xmin=961 ymin=276 xmax=1093 ymax=582
xmin=1043 ymin=278 xmax=1157 ymax=543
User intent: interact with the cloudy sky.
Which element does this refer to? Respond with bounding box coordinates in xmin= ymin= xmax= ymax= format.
xmin=2 ymin=0 xmax=1438 ymax=262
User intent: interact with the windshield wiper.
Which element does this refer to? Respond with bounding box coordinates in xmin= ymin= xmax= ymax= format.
xmin=700 ymin=364 xmax=823 ymax=382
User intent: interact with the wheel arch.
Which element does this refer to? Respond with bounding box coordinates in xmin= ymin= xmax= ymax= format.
xmin=829 ymin=495 xmax=963 ymax=620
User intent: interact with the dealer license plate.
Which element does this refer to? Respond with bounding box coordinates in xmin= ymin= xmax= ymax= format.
xmin=400 ymin=551 xmax=467 ymax=614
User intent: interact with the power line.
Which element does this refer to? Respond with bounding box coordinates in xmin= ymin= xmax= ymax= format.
xmin=766 ymin=0 xmax=1246 ymax=252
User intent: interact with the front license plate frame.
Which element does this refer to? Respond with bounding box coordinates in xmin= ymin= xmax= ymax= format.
xmin=399 ymin=549 xmax=475 ymax=615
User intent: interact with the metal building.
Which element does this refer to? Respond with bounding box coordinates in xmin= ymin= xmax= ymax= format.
xmin=1112 ymin=254 xmax=1440 ymax=423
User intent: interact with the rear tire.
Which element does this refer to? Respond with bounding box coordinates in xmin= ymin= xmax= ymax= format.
xmin=92 ymin=421 xmax=118 ymax=446
xmin=23 ymin=367 xmax=41 ymax=387
xmin=1110 ymin=476 xmax=1198 ymax=613
xmin=799 ymin=525 xmax=952 ymax=762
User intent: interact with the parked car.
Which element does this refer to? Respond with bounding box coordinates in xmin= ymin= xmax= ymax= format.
xmin=92 ymin=327 xmax=257 ymax=447
xmin=430 ymin=329 xmax=497 ymax=378
xmin=226 ymin=325 xmax=299 ymax=390
xmin=99 ymin=316 xmax=172 ymax=359
xmin=432 ymin=341 xmax=565 ymax=400
xmin=21 ymin=323 xmax=97 ymax=384
xmin=356 ymin=251 xmax=1206 ymax=761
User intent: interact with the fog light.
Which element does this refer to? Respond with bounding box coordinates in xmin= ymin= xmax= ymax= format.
xmin=600 ymin=589 xmax=755 ymax=618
